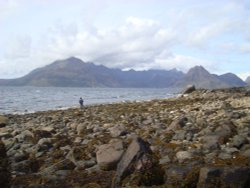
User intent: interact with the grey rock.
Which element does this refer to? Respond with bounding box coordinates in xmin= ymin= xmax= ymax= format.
xmin=224 ymin=147 xmax=238 ymax=154
xmin=176 ymin=151 xmax=193 ymax=163
xmin=85 ymin=164 xmax=100 ymax=174
xmin=218 ymin=152 xmax=232 ymax=159
xmin=202 ymin=136 xmax=220 ymax=150
xmin=204 ymin=152 xmax=217 ymax=163
xmin=172 ymin=130 xmax=186 ymax=140
xmin=197 ymin=167 xmax=222 ymax=187
xmin=15 ymin=130 xmax=34 ymax=143
xmin=13 ymin=150 xmax=29 ymax=162
xmin=183 ymin=85 xmax=196 ymax=94
xmin=165 ymin=165 xmax=199 ymax=187
xmin=36 ymin=138 xmax=53 ymax=152
xmin=12 ymin=159 xmax=39 ymax=174
xmin=241 ymin=149 xmax=250 ymax=157
xmin=114 ymin=136 xmax=164 ymax=187
xmin=96 ymin=139 xmax=124 ymax=170
xmin=76 ymin=123 xmax=86 ymax=135
xmin=109 ymin=125 xmax=126 ymax=137
xmin=232 ymin=135 xmax=248 ymax=148
xmin=0 ymin=132 xmax=12 ymax=139
xmin=39 ymin=159 xmax=75 ymax=176
xmin=197 ymin=166 xmax=250 ymax=188
xmin=167 ymin=117 xmax=188 ymax=132
xmin=159 ymin=155 xmax=171 ymax=165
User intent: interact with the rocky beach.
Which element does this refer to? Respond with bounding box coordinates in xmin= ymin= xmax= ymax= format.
xmin=1 ymin=87 xmax=250 ymax=187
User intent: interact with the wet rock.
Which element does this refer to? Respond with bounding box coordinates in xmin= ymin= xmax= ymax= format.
xmin=0 ymin=140 xmax=10 ymax=187
xmin=165 ymin=165 xmax=199 ymax=187
xmin=183 ymin=85 xmax=196 ymax=94
xmin=114 ymin=136 xmax=164 ymax=187
xmin=0 ymin=115 xmax=8 ymax=127
xmin=197 ymin=167 xmax=222 ymax=187
xmin=96 ymin=139 xmax=124 ymax=170
xmin=198 ymin=166 xmax=250 ymax=188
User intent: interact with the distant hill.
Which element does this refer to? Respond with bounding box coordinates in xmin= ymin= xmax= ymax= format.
xmin=174 ymin=66 xmax=246 ymax=89
xmin=218 ymin=73 xmax=246 ymax=87
xmin=0 ymin=57 xmax=184 ymax=88
xmin=0 ymin=57 xmax=246 ymax=88
xmin=246 ymin=76 xmax=250 ymax=85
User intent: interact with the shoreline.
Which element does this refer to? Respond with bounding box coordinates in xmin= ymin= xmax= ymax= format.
xmin=0 ymin=87 xmax=180 ymax=115
xmin=1 ymin=93 xmax=178 ymax=116
xmin=1 ymin=87 xmax=250 ymax=187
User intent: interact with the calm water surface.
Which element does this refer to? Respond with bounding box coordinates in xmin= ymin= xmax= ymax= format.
xmin=0 ymin=87 xmax=181 ymax=114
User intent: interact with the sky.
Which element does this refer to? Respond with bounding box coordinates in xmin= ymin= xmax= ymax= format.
xmin=1 ymin=0 xmax=250 ymax=80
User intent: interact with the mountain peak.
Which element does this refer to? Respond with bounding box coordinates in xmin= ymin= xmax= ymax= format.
xmin=186 ymin=65 xmax=210 ymax=77
xmin=188 ymin=65 xmax=208 ymax=73
xmin=65 ymin=56 xmax=83 ymax=63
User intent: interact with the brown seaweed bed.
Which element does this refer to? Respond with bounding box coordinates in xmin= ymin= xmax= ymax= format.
xmin=0 ymin=87 xmax=250 ymax=187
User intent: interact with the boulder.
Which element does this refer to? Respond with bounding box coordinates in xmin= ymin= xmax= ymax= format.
xmin=96 ymin=139 xmax=124 ymax=170
xmin=113 ymin=136 xmax=164 ymax=187
xmin=0 ymin=115 xmax=8 ymax=128
xmin=183 ymin=85 xmax=196 ymax=94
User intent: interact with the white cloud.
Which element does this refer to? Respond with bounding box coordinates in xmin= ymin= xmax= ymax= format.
xmin=4 ymin=35 xmax=32 ymax=59
xmin=1 ymin=0 xmax=250 ymax=78
xmin=30 ymin=17 xmax=177 ymax=71
xmin=237 ymin=72 xmax=250 ymax=81
xmin=0 ymin=0 xmax=19 ymax=20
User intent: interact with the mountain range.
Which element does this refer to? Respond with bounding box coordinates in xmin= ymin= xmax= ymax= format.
xmin=0 ymin=57 xmax=247 ymax=89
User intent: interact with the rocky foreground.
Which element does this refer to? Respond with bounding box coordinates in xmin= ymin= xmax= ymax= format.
xmin=0 ymin=87 xmax=250 ymax=187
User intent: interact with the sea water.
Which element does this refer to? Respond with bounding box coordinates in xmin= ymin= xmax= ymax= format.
xmin=0 ymin=87 xmax=181 ymax=114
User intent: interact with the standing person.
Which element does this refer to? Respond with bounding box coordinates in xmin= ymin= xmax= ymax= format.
xmin=79 ymin=97 xmax=84 ymax=109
